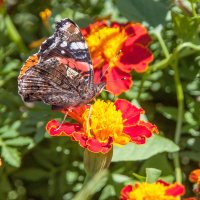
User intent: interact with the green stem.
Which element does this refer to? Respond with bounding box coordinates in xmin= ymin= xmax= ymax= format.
xmin=5 ymin=15 xmax=28 ymax=53
xmin=137 ymin=30 xmax=170 ymax=100
xmin=136 ymin=72 xmax=148 ymax=100
xmin=191 ymin=2 xmax=197 ymax=16
xmin=152 ymin=30 xmax=170 ymax=58
xmin=172 ymin=59 xmax=184 ymax=183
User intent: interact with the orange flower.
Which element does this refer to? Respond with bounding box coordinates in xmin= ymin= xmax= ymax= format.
xmin=39 ymin=8 xmax=51 ymax=30
xmin=81 ymin=21 xmax=153 ymax=95
xmin=120 ymin=180 xmax=185 ymax=200
xmin=189 ymin=169 xmax=200 ymax=183
xmin=188 ymin=169 xmax=200 ymax=197
xmin=46 ymin=99 xmax=158 ymax=154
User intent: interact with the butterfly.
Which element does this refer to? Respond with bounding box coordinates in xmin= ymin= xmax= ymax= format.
xmin=18 ymin=18 xmax=105 ymax=111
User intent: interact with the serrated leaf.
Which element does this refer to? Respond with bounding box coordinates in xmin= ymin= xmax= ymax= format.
xmin=112 ymin=135 xmax=179 ymax=162
xmin=5 ymin=137 xmax=33 ymax=147
xmin=2 ymin=146 xmax=21 ymax=167
xmin=146 ymin=168 xmax=162 ymax=183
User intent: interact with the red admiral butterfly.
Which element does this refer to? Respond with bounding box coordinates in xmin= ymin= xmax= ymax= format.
xmin=18 ymin=18 xmax=105 ymax=110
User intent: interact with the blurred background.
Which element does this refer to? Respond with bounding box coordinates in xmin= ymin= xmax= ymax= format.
xmin=0 ymin=0 xmax=200 ymax=199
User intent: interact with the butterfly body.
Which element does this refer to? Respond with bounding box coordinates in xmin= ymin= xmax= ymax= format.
xmin=18 ymin=18 xmax=105 ymax=110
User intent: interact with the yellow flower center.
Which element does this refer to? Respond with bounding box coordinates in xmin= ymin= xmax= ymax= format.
xmin=82 ymin=100 xmax=124 ymax=142
xmin=85 ymin=26 xmax=127 ymax=67
xmin=129 ymin=183 xmax=180 ymax=200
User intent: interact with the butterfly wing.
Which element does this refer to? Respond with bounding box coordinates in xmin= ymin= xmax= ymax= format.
xmin=38 ymin=18 xmax=93 ymax=84
xmin=18 ymin=56 xmax=89 ymax=109
xmin=18 ymin=19 xmax=96 ymax=110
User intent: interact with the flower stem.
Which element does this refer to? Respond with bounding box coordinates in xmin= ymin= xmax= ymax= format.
xmin=172 ymin=59 xmax=184 ymax=183
xmin=137 ymin=72 xmax=148 ymax=100
xmin=83 ymin=148 xmax=113 ymax=186
xmin=191 ymin=2 xmax=197 ymax=16
xmin=5 ymin=15 xmax=28 ymax=53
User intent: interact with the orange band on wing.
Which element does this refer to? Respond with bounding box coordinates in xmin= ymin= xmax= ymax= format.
xmin=58 ymin=57 xmax=90 ymax=72
xmin=18 ymin=54 xmax=39 ymax=79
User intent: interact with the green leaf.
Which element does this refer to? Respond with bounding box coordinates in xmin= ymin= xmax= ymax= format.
xmin=156 ymin=105 xmax=178 ymax=121
xmin=172 ymin=11 xmax=200 ymax=43
xmin=2 ymin=146 xmax=21 ymax=167
xmin=14 ymin=168 xmax=49 ymax=181
xmin=146 ymin=168 xmax=162 ymax=183
xmin=99 ymin=185 xmax=116 ymax=200
xmin=5 ymin=137 xmax=34 ymax=147
xmin=132 ymin=173 xmax=146 ymax=181
xmin=116 ymin=0 xmax=168 ymax=26
xmin=112 ymin=135 xmax=179 ymax=162
xmin=139 ymin=154 xmax=174 ymax=176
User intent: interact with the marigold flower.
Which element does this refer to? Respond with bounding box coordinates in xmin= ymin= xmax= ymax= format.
xmin=81 ymin=21 xmax=153 ymax=95
xmin=120 ymin=181 xmax=185 ymax=200
xmin=46 ymin=99 xmax=158 ymax=154
xmin=189 ymin=169 xmax=200 ymax=196
xmin=189 ymin=169 xmax=200 ymax=183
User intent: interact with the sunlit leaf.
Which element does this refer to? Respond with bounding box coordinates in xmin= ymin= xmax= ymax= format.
xmin=112 ymin=135 xmax=179 ymax=162
xmin=2 ymin=146 xmax=21 ymax=167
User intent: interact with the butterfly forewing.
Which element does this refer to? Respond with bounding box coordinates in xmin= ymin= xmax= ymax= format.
xmin=18 ymin=18 xmax=105 ymax=110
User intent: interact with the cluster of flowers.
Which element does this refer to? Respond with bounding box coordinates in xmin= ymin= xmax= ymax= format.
xmin=39 ymin=14 xmax=197 ymax=199
xmin=46 ymin=20 xmax=157 ymax=154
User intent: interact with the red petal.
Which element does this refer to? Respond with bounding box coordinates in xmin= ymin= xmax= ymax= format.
xmin=105 ymin=67 xmax=132 ymax=95
xmin=138 ymin=121 xmax=159 ymax=134
xmin=124 ymin=23 xmax=152 ymax=47
xmin=119 ymin=44 xmax=153 ymax=73
xmin=86 ymin=137 xmax=112 ymax=154
xmin=72 ymin=132 xmax=88 ymax=148
xmin=165 ymin=183 xmax=185 ymax=197
xmin=120 ymin=185 xmax=133 ymax=200
xmin=46 ymin=120 xmax=81 ymax=136
xmin=156 ymin=179 xmax=170 ymax=186
xmin=123 ymin=124 xmax=153 ymax=143
xmin=93 ymin=64 xmax=107 ymax=84
xmin=115 ymin=99 xmax=144 ymax=125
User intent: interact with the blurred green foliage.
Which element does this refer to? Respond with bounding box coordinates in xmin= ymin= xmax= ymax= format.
xmin=0 ymin=0 xmax=200 ymax=199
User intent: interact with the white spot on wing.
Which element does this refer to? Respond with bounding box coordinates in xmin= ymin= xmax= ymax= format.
xmin=61 ymin=50 xmax=65 ymax=54
xmin=60 ymin=41 xmax=68 ymax=47
xmin=66 ymin=67 xmax=79 ymax=78
xmin=70 ymin=42 xmax=86 ymax=50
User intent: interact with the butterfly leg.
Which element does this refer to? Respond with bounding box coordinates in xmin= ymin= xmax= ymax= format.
xmin=55 ymin=111 xmax=69 ymax=131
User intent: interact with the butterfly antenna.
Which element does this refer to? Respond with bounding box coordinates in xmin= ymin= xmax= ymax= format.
xmin=55 ymin=111 xmax=68 ymax=131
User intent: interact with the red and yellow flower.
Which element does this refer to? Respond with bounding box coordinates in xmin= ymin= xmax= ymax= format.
xmin=46 ymin=99 xmax=158 ymax=154
xmin=189 ymin=169 xmax=200 ymax=183
xmin=187 ymin=169 xmax=200 ymax=198
xmin=81 ymin=21 xmax=153 ymax=95
xmin=120 ymin=180 xmax=185 ymax=200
